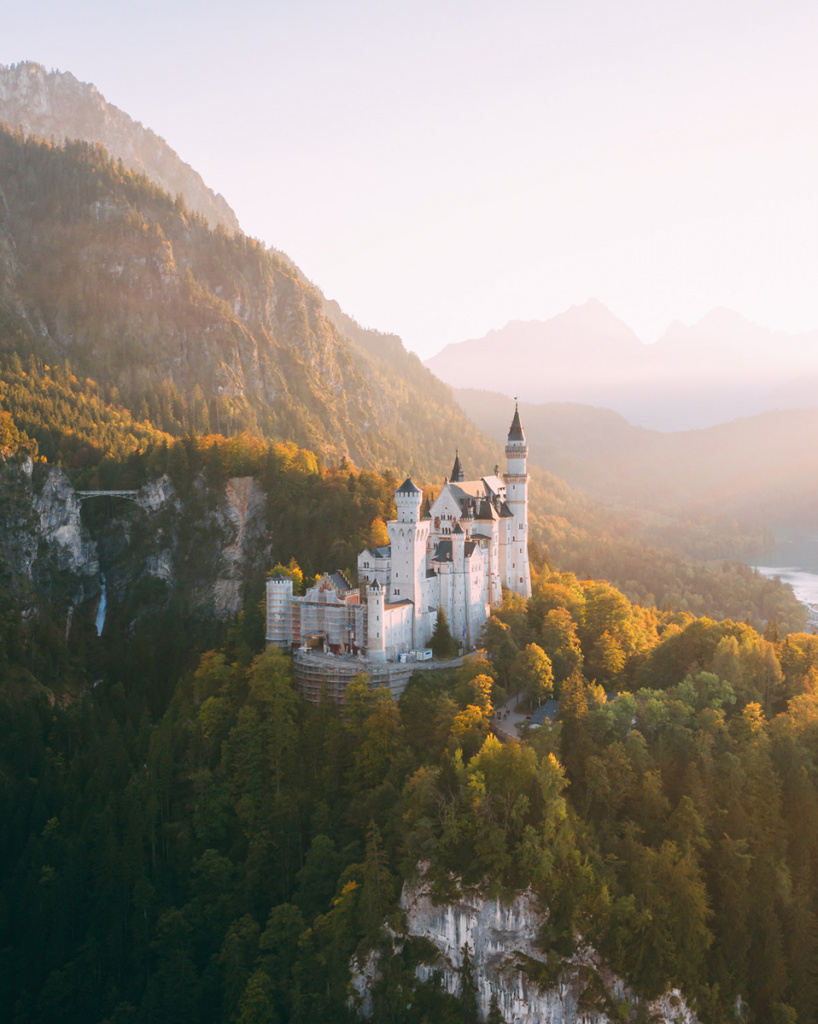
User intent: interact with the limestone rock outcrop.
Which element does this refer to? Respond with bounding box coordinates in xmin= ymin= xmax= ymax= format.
xmin=353 ymin=875 xmax=700 ymax=1024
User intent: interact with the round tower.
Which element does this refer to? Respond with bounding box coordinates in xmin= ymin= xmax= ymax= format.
xmin=395 ymin=476 xmax=423 ymax=522
xmin=504 ymin=403 xmax=531 ymax=598
xmin=366 ymin=580 xmax=386 ymax=661
xmin=266 ymin=574 xmax=295 ymax=648
xmin=388 ymin=476 xmax=430 ymax=649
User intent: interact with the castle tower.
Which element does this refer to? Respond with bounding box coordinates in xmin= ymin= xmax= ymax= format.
xmin=504 ymin=404 xmax=531 ymax=597
xmin=366 ymin=580 xmax=386 ymax=661
xmin=266 ymin=574 xmax=295 ymax=648
xmin=387 ymin=477 xmax=430 ymax=647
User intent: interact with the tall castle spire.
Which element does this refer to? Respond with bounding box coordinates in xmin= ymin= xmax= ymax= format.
xmin=449 ymin=449 xmax=464 ymax=483
xmin=503 ymin=400 xmax=531 ymax=598
xmin=507 ymin=401 xmax=526 ymax=444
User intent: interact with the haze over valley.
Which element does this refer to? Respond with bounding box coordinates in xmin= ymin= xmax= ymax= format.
xmin=429 ymin=299 xmax=818 ymax=432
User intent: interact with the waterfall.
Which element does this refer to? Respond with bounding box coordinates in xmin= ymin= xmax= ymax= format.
xmin=95 ymin=575 xmax=107 ymax=636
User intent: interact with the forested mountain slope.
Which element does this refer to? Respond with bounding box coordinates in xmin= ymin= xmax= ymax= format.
xmin=0 ymin=356 xmax=805 ymax=641
xmin=0 ymin=128 xmax=499 ymax=478
xmin=0 ymin=61 xmax=240 ymax=233
xmin=0 ymin=124 xmax=807 ymax=657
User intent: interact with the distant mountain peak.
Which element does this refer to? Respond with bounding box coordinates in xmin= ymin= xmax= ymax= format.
xmin=696 ymin=307 xmax=758 ymax=331
xmin=0 ymin=61 xmax=240 ymax=234
xmin=557 ymin=297 xmax=638 ymax=332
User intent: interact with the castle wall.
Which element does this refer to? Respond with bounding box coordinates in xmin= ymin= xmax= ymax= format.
xmin=382 ymin=601 xmax=414 ymax=659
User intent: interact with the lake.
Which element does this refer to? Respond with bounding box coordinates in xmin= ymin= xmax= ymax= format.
xmin=753 ymin=530 xmax=818 ymax=629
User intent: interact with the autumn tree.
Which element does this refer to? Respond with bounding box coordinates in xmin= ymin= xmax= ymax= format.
xmin=512 ymin=643 xmax=554 ymax=709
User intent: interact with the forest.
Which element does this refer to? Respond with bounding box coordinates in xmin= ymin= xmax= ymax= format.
xmin=3 ymin=542 xmax=818 ymax=1022
xmin=2 ymin=125 xmax=818 ymax=1023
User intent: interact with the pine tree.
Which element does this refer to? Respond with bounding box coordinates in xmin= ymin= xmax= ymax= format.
xmin=487 ymin=991 xmax=504 ymax=1024
xmin=359 ymin=821 xmax=395 ymax=946
xmin=459 ymin=944 xmax=479 ymax=1023
xmin=430 ymin=607 xmax=457 ymax=659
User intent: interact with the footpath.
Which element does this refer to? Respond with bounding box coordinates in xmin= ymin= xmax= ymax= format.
xmin=491 ymin=690 xmax=529 ymax=742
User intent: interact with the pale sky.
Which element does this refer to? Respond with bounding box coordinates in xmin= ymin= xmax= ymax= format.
xmin=3 ymin=0 xmax=818 ymax=358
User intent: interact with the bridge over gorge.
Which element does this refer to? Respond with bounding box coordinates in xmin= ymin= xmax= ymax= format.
xmin=77 ymin=490 xmax=140 ymax=502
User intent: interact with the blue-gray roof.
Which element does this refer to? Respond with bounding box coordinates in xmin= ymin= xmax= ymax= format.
xmin=508 ymin=404 xmax=526 ymax=443
xmin=530 ymin=699 xmax=560 ymax=726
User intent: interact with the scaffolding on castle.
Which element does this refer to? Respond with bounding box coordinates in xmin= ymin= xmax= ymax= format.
xmin=293 ymin=649 xmax=465 ymax=704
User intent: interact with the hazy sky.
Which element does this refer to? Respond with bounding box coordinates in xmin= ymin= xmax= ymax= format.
xmin=4 ymin=0 xmax=818 ymax=357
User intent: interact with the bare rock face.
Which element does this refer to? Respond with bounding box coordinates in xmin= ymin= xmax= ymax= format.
xmin=353 ymin=876 xmax=701 ymax=1024
xmin=137 ymin=474 xmax=174 ymax=513
xmin=34 ymin=467 xmax=99 ymax=579
xmin=214 ymin=476 xmax=267 ymax=615
xmin=0 ymin=460 xmax=100 ymax=621
xmin=0 ymin=61 xmax=240 ymax=234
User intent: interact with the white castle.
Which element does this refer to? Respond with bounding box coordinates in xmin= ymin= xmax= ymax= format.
xmin=267 ymin=405 xmax=531 ymax=700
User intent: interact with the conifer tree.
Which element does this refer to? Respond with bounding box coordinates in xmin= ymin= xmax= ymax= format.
xmin=430 ymin=607 xmax=458 ymax=659
xmin=459 ymin=944 xmax=479 ymax=1023
xmin=427 ymin=606 xmax=460 ymax=655
xmin=359 ymin=821 xmax=395 ymax=946
xmin=487 ymin=991 xmax=504 ymax=1024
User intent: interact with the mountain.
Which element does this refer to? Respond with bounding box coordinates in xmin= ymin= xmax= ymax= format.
xmin=428 ymin=300 xmax=818 ymax=430
xmin=0 ymin=125 xmax=498 ymax=479
xmin=456 ymin=387 xmax=818 ymax=552
xmin=426 ymin=298 xmax=645 ymax=407
xmin=0 ymin=61 xmax=240 ymax=234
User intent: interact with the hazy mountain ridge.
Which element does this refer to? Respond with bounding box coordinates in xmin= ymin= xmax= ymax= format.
xmin=457 ymin=387 xmax=818 ymax=546
xmin=430 ymin=299 xmax=818 ymax=430
xmin=0 ymin=61 xmax=240 ymax=234
xmin=0 ymin=126 xmax=499 ymax=479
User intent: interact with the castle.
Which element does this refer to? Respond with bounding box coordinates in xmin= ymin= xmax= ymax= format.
xmin=266 ymin=405 xmax=531 ymax=700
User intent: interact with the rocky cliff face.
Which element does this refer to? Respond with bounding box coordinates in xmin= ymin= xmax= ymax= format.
xmin=0 ymin=459 xmax=100 ymax=612
xmin=215 ymin=476 xmax=267 ymax=615
xmin=0 ymin=457 xmax=275 ymax=647
xmin=0 ymin=61 xmax=240 ymax=234
xmin=34 ymin=467 xmax=99 ymax=579
xmin=353 ymin=876 xmax=700 ymax=1024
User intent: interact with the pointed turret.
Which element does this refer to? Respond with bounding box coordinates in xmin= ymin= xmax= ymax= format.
xmin=422 ymin=493 xmax=432 ymax=519
xmin=450 ymin=449 xmax=464 ymax=483
xmin=507 ymin=403 xmax=526 ymax=444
